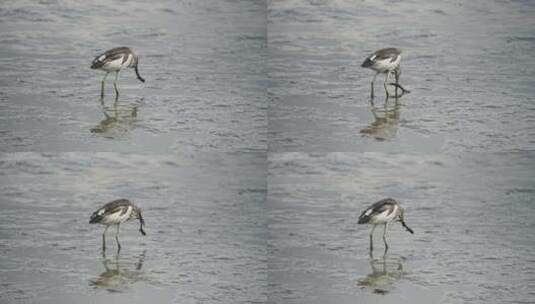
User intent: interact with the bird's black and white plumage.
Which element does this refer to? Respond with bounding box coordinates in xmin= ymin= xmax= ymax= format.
xmin=361 ymin=48 xmax=409 ymax=99
xmin=361 ymin=48 xmax=401 ymax=73
xmin=89 ymin=199 xmax=146 ymax=253
xmin=91 ymin=47 xmax=145 ymax=98
xmin=358 ymin=198 xmax=413 ymax=255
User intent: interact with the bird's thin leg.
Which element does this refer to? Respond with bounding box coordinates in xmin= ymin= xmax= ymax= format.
xmin=113 ymin=71 xmax=120 ymax=98
xmin=115 ymin=224 xmax=121 ymax=252
xmin=383 ymin=71 xmax=390 ymax=98
xmin=102 ymin=225 xmax=109 ymax=253
xmin=101 ymin=72 xmax=109 ymax=99
xmin=113 ymin=94 xmax=119 ymax=110
xmin=394 ymin=69 xmax=400 ymax=97
xmin=382 ymin=222 xmax=389 ymax=255
xmin=370 ymin=73 xmax=378 ymax=100
xmin=369 ymin=224 xmax=377 ymax=254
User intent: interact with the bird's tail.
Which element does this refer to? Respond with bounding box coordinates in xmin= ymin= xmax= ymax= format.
xmin=91 ymin=57 xmax=104 ymax=70
xmin=361 ymin=58 xmax=373 ymax=68
xmin=358 ymin=214 xmax=371 ymax=224
xmin=89 ymin=211 xmax=102 ymax=224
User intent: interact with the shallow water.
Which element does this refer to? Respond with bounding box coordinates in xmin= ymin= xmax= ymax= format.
xmin=267 ymin=152 xmax=535 ymax=303
xmin=0 ymin=0 xmax=267 ymax=153
xmin=0 ymin=152 xmax=267 ymax=303
xmin=1 ymin=0 xmax=535 ymax=303
xmin=268 ymin=0 xmax=535 ymax=153
xmin=266 ymin=0 xmax=535 ymax=303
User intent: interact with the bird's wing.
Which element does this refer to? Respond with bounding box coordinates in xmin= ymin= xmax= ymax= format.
xmin=100 ymin=199 xmax=132 ymax=215
xmin=373 ymin=48 xmax=401 ymax=61
xmin=106 ymin=204 xmax=129 ymax=216
xmin=361 ymin=198 xmax=397 ymax=216
xmin=91 ymin=47 xmax=131 ymax=68
xmin=89 ymin=199 xmax=132 ymax=223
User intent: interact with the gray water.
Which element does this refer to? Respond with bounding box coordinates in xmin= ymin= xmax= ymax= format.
xmin=0 ymin=0 xmax=267 ymax=152
xmin=267 ymin=152 xmax=535 ymax=303
xmin=267 ymin=1 xmax=535 ymax=302
xmin=0 ymin=153 xmax=267 ymax=303
xmin=1 ymin=0 xmax=534 ymax=303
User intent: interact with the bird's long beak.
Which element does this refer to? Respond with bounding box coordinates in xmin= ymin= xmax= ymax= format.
xmin=135 ymin=65 xmax=145 ymax=83
xmin=138 ymin=212 xmax=146 ymax=236
xmin=401 ymin=220 xmax=414 ymax=234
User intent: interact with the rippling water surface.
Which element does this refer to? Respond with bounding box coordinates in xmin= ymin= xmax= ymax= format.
xmin=267 ymin=152 xmax=535 ymax=303
xmin=1 ymin=0 xmax=534 ymax=303
xmin=268 ymin=0 xmax=535 ymax=153
xmin=0 ymin=0 xmax=267 ymax=152
xmin=0 ymin=153 xmax=267 ymax=303
xmin=266 ymin=0 xmax=534 ymax=303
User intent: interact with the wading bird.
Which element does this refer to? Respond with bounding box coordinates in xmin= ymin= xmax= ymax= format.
xmin=358 ymin=198 xmax=414 ymax=255
xmin=361 ymin=48 xmax=409 ymax=99
xmin=91 ymin=47 xmax=145 ymax=98
xmin=89 ymin=199 xmax=146 ymax=253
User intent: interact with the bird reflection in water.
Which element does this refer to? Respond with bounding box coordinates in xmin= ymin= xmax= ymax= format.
xmin=89 ymin=250 xmax=146 ymax=291
xmin=360 ymin=96 xmax=401 ymax=141
xmin=357 ymin=254 xmax=405 ymax=295
xmin=90 ymin=99 xmax=140 ymax=136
